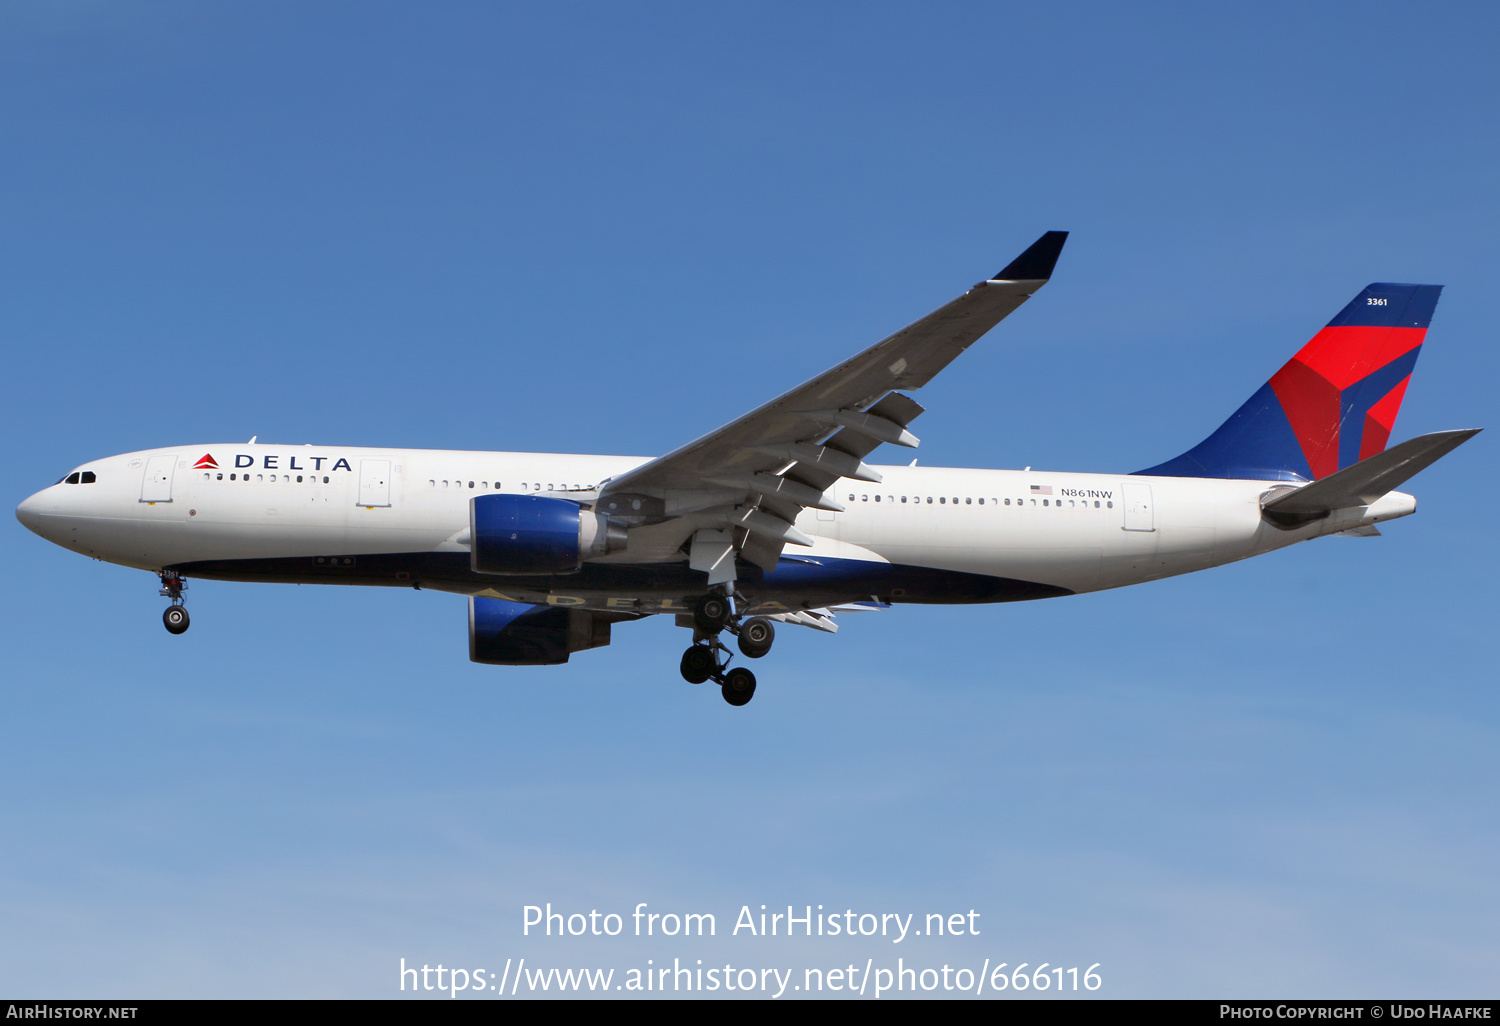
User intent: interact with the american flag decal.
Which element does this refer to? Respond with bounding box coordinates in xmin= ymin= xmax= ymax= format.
xmin=1030 ymin=484 xmax=1052 ymax=495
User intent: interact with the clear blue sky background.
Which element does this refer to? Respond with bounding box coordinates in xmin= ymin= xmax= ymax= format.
xmin=2 ymin=1 xmax=1496 ymax=999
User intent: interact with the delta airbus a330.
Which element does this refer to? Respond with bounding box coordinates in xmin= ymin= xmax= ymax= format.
xmin=15 ymin=233 xmax=1479 ymax=706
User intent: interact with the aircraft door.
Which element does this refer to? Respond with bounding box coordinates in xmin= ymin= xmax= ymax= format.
xmin=140 ymin=454 xmax=178 ymax=503
xmin=358 ymin=459 xmax=392 ymax=507
xmin=1122 ymin=482 xmax=1155 ymax=531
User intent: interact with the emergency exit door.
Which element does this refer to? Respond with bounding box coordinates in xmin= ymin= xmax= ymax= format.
xmin=358 ymin=459 xmax=392 ymax=507
xmin=1122 ymin=482 xmax=1155 ymax=531
xmin=140 ymin=454 xmax=177 ymax=503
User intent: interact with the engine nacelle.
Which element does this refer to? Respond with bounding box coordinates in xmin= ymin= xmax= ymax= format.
xmin=470 ymin=493 xmax=626 ymax=574
xmin=469 ymin=597 xmax=613 ymax=665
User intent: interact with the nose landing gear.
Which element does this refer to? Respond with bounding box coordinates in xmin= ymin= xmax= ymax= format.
xmin=163 ymin=605 xmax=190 ymax=634
xmin=159 ymin=571 xmax=190 ymax=635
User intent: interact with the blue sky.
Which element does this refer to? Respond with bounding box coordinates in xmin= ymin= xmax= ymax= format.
xmin=2 ymin=0 xmax=1496 ymax=999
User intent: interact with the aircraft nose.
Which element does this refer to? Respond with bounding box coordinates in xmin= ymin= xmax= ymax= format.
xmin=16 ymin=490 xmax=48 ymax=535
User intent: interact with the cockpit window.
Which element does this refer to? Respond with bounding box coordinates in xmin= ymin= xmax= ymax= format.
xmin=65 ymin=473 xmax=81 ymax=484
xmin=81 ymin=471 xmax=96 ymax=483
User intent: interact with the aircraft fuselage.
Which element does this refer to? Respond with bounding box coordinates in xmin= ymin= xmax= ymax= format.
xmin=16 ymin=442 xmax=1415 ymax=616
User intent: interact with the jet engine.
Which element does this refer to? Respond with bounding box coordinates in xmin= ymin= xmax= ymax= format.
xmin=470 ymin=493 xmax=626 ymax=574
xmin=469 ymin=597 xmax=613 ymax=665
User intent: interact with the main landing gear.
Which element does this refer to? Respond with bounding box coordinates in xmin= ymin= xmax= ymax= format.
xmin=160 ymin=571 xmax=190 ymax=635
xmin=677 ymin=594 xmax=777 ymax=706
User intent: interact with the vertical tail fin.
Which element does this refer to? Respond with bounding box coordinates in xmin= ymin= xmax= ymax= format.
xmin=1136 ymin=283 xmax=1442 ymax=481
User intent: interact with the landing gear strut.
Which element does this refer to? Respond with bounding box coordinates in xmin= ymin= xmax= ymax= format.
xmin=160 ymin=571 xmax=190 ymax=635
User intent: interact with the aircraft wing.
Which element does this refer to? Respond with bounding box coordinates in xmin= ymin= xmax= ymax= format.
xmin=596 ymin=232 xmax=1067 ymax=578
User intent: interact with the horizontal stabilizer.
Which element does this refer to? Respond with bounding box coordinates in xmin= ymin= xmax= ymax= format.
xmin=1262 ymin=428 xmax=1479 ymax=516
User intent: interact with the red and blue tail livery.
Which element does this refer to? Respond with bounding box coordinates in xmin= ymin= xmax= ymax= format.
xmin=1137 ymin=283 xmax=1442 ymax=481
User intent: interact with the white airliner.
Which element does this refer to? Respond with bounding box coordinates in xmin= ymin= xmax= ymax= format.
xmin=15 ymin=233 xmax=1479 ymax=706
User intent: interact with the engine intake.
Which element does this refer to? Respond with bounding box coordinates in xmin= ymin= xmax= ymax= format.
xmin=470 ymin=493 xmax=626 ymax=574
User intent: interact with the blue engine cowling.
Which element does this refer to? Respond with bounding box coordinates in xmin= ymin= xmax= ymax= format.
xmin=469 ymin=597 xmax=613 ymax=665
xmin=470 ymin=493 xmax=626 ymax=574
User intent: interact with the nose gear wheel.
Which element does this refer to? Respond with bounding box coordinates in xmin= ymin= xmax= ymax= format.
xmin=163 ymin=605 xmax=190 ymax=634
xmin=159 ymin=571 xmax=190 ymax=635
